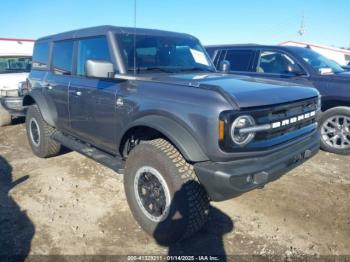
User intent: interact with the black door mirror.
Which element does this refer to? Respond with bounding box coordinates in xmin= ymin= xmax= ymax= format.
xmin=85 ymin=59 xmax=114 ymax=78
xmin=219 ymin=60 xmax=231 ymax=73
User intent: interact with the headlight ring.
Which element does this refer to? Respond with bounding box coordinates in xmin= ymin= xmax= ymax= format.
xmin=230 ymin=115 xmax=255 ymax=146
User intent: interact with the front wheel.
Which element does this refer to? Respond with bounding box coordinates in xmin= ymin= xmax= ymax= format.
xmin=319 ymin=107 xmax=350 ymax=155
xmin=25 ymin=105 xmax=61 ymax=158
xmin=124 ymin=138 xmax=209 ymax=244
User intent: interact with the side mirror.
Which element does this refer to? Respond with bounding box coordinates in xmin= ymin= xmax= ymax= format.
xmin=219 ymin=60 xmax=231 ymax=73
xmin=85 ymin=60 xmax=114 ymax=78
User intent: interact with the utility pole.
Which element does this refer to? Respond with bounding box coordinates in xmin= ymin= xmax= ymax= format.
xmin=298 ymin=14 xmax=305 ymax=41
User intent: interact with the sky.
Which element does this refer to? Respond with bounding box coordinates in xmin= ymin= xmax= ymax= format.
xmin=1 ymin=0 xmax=349 ymax=48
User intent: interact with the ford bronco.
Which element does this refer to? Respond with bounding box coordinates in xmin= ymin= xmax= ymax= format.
xmin=206 ymin=44 xmax=350 ymax=155
xmin=23 ymin=26 xmax=320 ymax=243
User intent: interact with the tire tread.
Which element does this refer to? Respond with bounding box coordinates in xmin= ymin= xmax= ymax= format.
xmin=26 ymin=105 xmax=61 ymax=158
xmin=145 ymin=138 xmax=209 ymax=239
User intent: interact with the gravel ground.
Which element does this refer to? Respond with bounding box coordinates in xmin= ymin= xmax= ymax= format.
xmin=0 ymin=122 xmax=349 ymax=260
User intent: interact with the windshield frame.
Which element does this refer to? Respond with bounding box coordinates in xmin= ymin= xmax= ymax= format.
xmin=115 ymin=33 xmax=216 ymax=74
xmin=0 ymin=56 xmax=32 ymax=74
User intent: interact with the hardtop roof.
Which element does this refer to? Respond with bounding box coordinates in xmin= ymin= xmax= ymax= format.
xmin=36 ymin=25 xmax=195 ymax=42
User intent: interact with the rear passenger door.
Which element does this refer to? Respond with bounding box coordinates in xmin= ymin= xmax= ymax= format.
xmin=69 ymin=36 xmax=120 ymax=153
xmin=45 ymin=40 xmax=74 ymax=131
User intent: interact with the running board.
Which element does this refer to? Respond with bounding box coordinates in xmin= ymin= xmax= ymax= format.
xmin=52 ymin=131 xmax=125 ymax=174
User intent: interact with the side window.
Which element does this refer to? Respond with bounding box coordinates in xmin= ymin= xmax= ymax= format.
xmin=257 ymin=51 xmax=303 ymax=75
xmin=225 ymin=50 xmax=254 ymax=71
xmin=52 ymin=40 xmax=74 ymax=75
xmin=77 ymin=36 xmax=111 ymax=76
xmin=32 ymin=42 xmax=49 ymax=69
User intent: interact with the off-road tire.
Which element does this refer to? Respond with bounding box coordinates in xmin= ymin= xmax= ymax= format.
xmin=0 ymin=103 xmax=12 ymax=127
xmin=319 ymin=107 xmax=350 ymax=155
xmin=124 ymin=138 xmax=209 ymax=244
xmin=26 ymin=105 xmax=61 ymax=158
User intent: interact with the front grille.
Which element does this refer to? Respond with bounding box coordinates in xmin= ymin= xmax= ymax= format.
xmin=253 ymin=98 xmax=318 ymax=141
xmin=219 ymin=97 xmax=319 ymax=152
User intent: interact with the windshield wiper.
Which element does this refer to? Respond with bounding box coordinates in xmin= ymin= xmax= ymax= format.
xmin=177 ymin=67 xmax=215 ymax=72
xmin=129 ymin=67 xmax=175 ymax=73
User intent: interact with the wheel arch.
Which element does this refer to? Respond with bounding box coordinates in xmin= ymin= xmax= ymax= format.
xmin=322 ymin=99 xmax=350 ymax=112
xmin=23 ymin=90 xmax=57 ymax=127
xmin=119 ymin=115 xmax=209 ymax=163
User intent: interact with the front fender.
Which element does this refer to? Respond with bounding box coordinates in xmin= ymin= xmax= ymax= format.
xmin=23 ymin=89 xmax=57 ymax=127
xmin=122 ymin=115 xmax=209 ymax=162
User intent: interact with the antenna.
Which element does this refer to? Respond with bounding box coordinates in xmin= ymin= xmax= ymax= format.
xmin=133 ymin=0 xmax=137 ymax=75
xmin=298 ymin=14 xmax=305 ymax=40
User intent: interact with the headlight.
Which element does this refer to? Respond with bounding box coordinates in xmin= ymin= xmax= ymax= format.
xmin=18 ymin=81 xmax=29 ymax=96
xmin=230 ymin=115 xmax=255 ymax=146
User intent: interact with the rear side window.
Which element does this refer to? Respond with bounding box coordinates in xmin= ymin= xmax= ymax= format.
xmin=52 ymin=40 xmax=74 ymax=75
xmin=32 ymin=42 xmax=49 ymax=69
xmin=225 ymin=50 xmax=254 ymax=71
xmin=77 ymin=36 xmax=111 ymax=76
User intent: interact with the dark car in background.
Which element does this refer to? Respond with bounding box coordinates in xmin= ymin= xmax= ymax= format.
xmin=206 ymin=44 xmax=350 ymax=155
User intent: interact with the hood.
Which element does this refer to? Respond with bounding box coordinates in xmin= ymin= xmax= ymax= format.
xmin=0 ymin=72 xmax=29 ymax=90
xmin=153 ymin=73 xmax=319 ymax=108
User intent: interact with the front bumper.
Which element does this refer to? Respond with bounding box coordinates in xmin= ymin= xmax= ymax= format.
xmin=194 ymin=130 xmax=320 ymax=201
xmin=0 ymin=96 xmax=25 ymax=117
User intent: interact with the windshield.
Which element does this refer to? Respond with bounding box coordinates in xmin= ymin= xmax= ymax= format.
xmin=116 ymin=33 xmax=215 ymax=73
xmin=294 ymin=48 xmax=344 ymax=74
xmin=0 ymin=56 xmax=32 ymax=74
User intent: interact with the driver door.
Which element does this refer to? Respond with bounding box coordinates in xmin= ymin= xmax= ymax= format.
xmin=251 ymin=49 xmax=313 ymax=87
xmin=69 ymin=36 xmax=121 ymax=153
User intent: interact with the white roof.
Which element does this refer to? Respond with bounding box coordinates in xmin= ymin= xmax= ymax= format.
xmin=280 ymin=41 xmax=350 ymax=55
xmin=0 ymin=38 xmax=34 ymax=57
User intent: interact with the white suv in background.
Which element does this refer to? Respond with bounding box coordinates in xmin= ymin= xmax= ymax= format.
xmin=0 ymin=38 xmax=34 ymax=126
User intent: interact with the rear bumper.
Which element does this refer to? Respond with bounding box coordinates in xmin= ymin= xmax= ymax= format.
xmin=194 ymin=130 xmax=320 ymax=201
xmin=0 ymin=96 xmax=25 ymax=117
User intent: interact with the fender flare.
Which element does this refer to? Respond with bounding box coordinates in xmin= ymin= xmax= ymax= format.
xmin=23 ymin=89 xmax=57 ymax=127
xmin=321 ymin=98 xmax=350 ymax=111
xmin=121 ymin=115 xmax=209 ymax=162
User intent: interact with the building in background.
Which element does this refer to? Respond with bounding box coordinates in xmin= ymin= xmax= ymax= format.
xmin=280 ymin=40 xmax=350 ymax=66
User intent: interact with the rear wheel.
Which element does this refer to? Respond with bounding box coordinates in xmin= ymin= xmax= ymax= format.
xmin=0 ymin=103 xmax=12 ymax=127
xmin=124 ymin=138 xmax=209 ymax=244
xmin=25 ymin=105 xmax=61 ymax=158
xmin=319 ymin=107 xmax=350 ymax=155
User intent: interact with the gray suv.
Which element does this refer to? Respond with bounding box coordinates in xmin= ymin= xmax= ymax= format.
xmin=23 ymin=26 xmax=320 ymax=243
